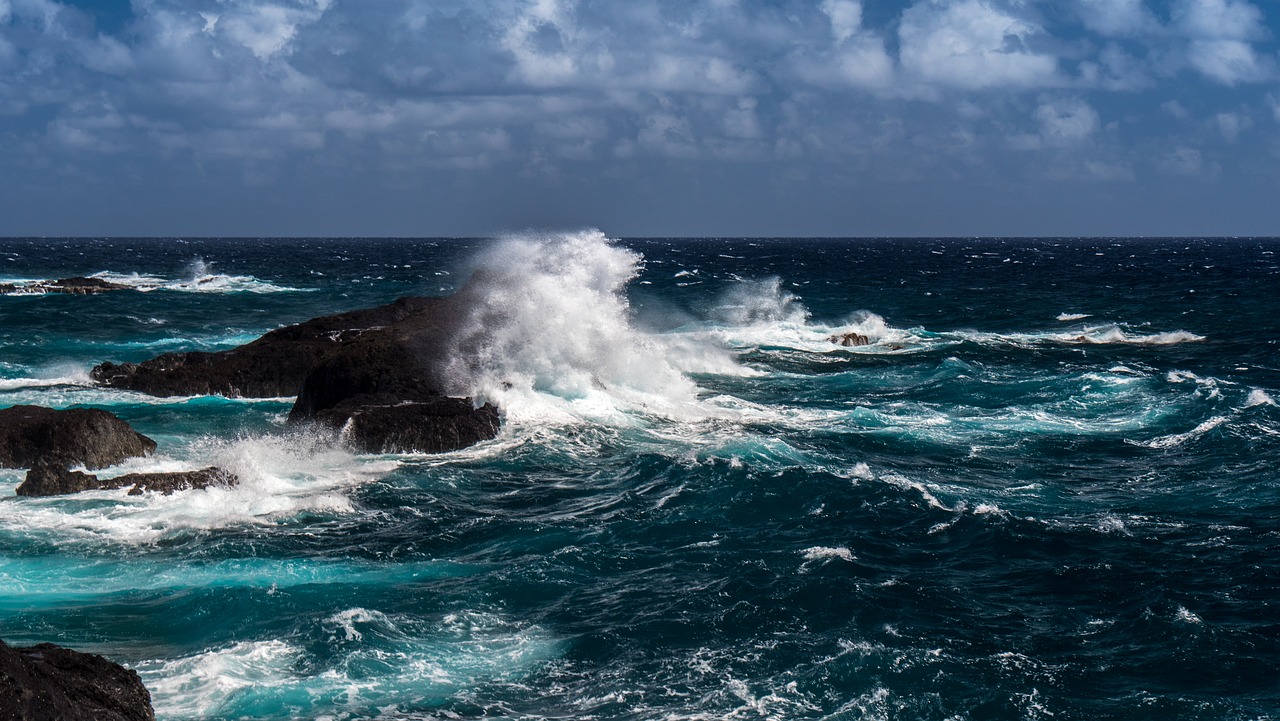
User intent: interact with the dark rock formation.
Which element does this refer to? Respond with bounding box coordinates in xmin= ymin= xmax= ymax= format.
xmin=90 ymin=296 xmax=442 ymax=398
xmin=15 ymin=464 xmax=129 ymax=497
xmin=0 ymin=639 xmax=154 ymax=721
xmin=0 ymin=406 xmax=156 ymax=470
xmin=16 ymin=464 xmax=237 ymax=497
xmin=0 ymin=277 xmax=130 ymax=295
xmin=122 ymin=467 xmax=237 ymax=495
xmin=288 ymin=307 xmax=500 ymax=453
xmin=829 ymin=332 xmax=870 ymax=347
xmin=316 ymin=400 xmax=500 ymax=455
xmin=91 ymin=290 xmax=502 ymax=454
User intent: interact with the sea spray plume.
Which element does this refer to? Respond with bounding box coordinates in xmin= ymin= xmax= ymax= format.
xmin=444 ymin=230 xmax=700 ymax=416
xmin=709 ymin=277 xmax=809 ymax=326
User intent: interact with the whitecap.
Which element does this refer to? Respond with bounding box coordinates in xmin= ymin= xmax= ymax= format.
xmin=801 ymin=546 xmax=855 ymax=563
xmin=1245 ymin=389 xmax=1277 ymax=407
xmin=1057 ymin=313 xmax=1090 ymax=321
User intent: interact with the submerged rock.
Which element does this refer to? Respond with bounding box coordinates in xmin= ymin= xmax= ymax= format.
xmin=0 ymin=639 xmax=154 ymax=721
xmin=90 ymin=296 xmax=442 ymax=398
xmin=15 ymin=464 xmax=238 ymax=497
xmin=0 ymin=406 xmax=156 ymax=470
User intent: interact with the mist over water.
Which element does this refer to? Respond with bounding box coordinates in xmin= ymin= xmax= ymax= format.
xmin=1 ymin=234 xmax=1278 ymax=719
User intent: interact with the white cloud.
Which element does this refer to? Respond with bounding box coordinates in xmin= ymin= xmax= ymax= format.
xmin=821 ymin=0 xmax=863 ymax=44
xmin=1162 ymin=99 xmax=1189 ymax=118
xmin=899 ymin=0 xmax=1060 ymax=91
xmin=1184 ymin=38 xmax=1272 ymax=84
xmin=1159 ymin=145 xmax=1205 ymax=176
xmin=1172 ymin=0 xmax=1267 ymax=41
xmin=1212 ymin=111 xmax=1251 ymax=141
xmin=1075 ymin=0 xmax=1159 ymax=37
xmin=1035 ymin=96 xmax=1100 ymax=146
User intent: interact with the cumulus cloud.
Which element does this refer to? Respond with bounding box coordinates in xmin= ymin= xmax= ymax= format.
xmin=1 ymin=0 xmax=1279 ymax=235
xmin=1074 ymin=0 xmax=1160 ymax=37
xmin=899 ymin=0 xmax=1060 ymax=91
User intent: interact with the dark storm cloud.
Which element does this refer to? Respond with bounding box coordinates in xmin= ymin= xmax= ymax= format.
xmin=1 ymin=0 xmax=1278 ymax=236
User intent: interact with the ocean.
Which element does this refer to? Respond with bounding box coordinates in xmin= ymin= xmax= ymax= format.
xmin=0 ymin=231 xmax=1277 ymax=720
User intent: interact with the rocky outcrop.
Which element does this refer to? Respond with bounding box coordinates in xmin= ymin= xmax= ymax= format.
xmin=90 ymin=296 xmax=442 ymax=398
xmin=0 ymin=406 xmax=156 ymax=470
xmin=828 ymin=332 xmax=870 ymax=347
xmin=0 ymin=277 xmax=130 ymax=295
xmin=288 ymin=308 xmax=500 ymax=453
xmin=0 ymin=639 xmax=154 ymax=721
xmin=16 ymin=464 xmax=237 ymax=497
xmin=91 ymin=291 xmax=502 ymax=455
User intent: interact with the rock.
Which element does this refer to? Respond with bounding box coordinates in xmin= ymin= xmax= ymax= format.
xmin=90 ymin=290 xmax=502 ymax=454
xmin=0 ymin=277 xmax=130 ymax=295
xmin=0 ymin=638 xmax=155 ymax=721
xmin=828 ymin=332 xmax=870 ymax=347
xmin=122 ymin=467 xmax=238 ymax=495
xmin=289 ymin=308 xmax=500 ymax=453
xmin=15 ymin=464 xmax=238 ymax=497
xmin=0 ymin=406 xmax=156 ymax=470
xmin=318 ymin=400 xmax=501 ymax=455
xmin=16 ymin=464 xmax=132 ymax=497
xmin=91 ymin=296 xmax=443 ymax=398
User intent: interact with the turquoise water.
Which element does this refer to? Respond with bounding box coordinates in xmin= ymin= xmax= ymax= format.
xmin=1 ymin=232 xmax=1278 ymax=719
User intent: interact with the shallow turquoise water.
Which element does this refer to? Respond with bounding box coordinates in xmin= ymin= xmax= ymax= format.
xmin=1 ymin=233 xmax=1278 ymax=720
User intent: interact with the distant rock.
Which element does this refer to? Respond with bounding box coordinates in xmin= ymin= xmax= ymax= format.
xmin=0 ymin=639 xmax=154 ymax=721
xmin=90 ymin=296 xmax=442 ymax=398
xmin=16 ymin=464 xmax=238 ymax=497
xmin=0 ymin=277 xmax=130 ymax=295
xmin=0 ymin=406 xmax=156 ymax=471
xmin=828 ymin=332 xmax=870 ymax=347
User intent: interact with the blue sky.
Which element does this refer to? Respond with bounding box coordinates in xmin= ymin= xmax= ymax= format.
xmin=1 ymin=0 xmax=1278 ymax=236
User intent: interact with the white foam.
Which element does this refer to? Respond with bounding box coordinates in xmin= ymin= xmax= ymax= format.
xmin=1057 ymin=313 xmax=1090 ymax=321
xmin=445 ymin=230 xmax=733 ymax=425
xmin=962 ymin=325 xmax=1204 ymax=348
xmin=86 ymin=266 xmax=309 ymax=294
xmin=0 ymin=432 xmax=397 ymax=546
xmin=801 ymin=546 xmax=855 ymax=563
xmin=139 ymin=610 xmax=560 ymax=719
xmin=1245 ymin=389 xmax=1277 ymax=407
xmin=1138 ymin=415 xmax=1230 ymax=449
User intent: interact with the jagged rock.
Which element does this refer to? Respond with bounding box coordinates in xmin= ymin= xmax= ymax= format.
xmin=91 ymin=290 xmax=502 ymax=454
xmin=0 ymin=277 xmax=130 ymax=295
xmin=288 ymin=308 xmax=500 ymax=453
xmin=90 ymin=296 xmax=442 ymax=398
xmin=318 ymin=400 xmax=501 ymax=454
xmin=15 ymin=464 xmax=133 ymax=497
xmin=828 ymin=332 xmax=870 ymax=347
xmin=0 ymin=639 xmax=154 ymax=721
xmin=122 ymin=467 xmax=238 ymax=495
xmin=0 ymin=406 xmax=156 ymax=470
xmin=15 ymin=464 xmax=237 ymax=497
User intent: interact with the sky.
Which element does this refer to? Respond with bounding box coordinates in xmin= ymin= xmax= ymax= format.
xmin=1 ymin=0 xmax=1279 ymax=237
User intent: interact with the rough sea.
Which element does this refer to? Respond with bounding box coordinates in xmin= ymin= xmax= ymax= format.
xmin=0 ymin=231 xmax=1277 ymax=721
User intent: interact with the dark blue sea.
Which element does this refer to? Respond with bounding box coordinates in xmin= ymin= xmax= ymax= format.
xmin=1 ymin=232 xmax=1278 ymax=720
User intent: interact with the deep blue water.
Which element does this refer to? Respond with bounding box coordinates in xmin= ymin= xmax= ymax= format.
xmin=1 ymin=233 xmax=1278 ymax=720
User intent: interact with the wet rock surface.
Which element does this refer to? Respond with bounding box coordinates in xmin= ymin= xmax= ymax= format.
xmin=0 ymin=639 xmax=154 ymax=721
xmin=15 ymin=464 xmax=238 ymax=497
xmin=0 ymin=406 xmax=156 ymax=471
xmin=92 ymin=292 xmax=502 ymax=454
xmin=90 ymin=296 xmax=443 ymax=398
